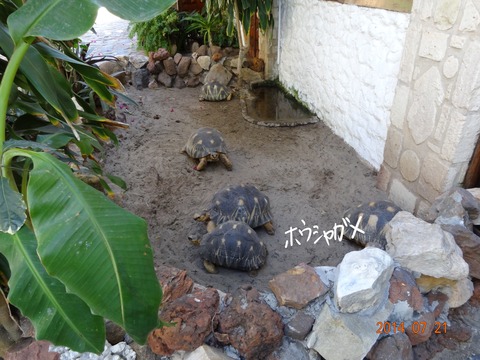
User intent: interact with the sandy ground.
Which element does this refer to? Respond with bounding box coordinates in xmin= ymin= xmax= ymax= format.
xmin=103 ymin=84 xmax=388 ymax=294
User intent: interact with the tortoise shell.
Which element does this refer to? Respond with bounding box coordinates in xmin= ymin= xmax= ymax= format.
xmin=199 ymin=81 xmax=232 ymax=101
xmin=183 ymin=127 xmax=228 ymax=159
xmin=342 ymin=200 xmax=401 ymax=249
xmin=200 ymin=221 xmax=267 ymax=271
xmin=208 ymin=184 xmax=273 ymax=229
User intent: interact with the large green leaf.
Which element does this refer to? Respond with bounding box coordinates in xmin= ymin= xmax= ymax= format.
xmin=0 ymin=177 xmax=26 ymax=235
xmin=7 ymin=0 xmax=176 ymax=45
xmin=19 ymin=150 xmax=161 ymax=343
xmin=7 ymin=0 xmax=98 ymax=45
xmin=0 ymin=227 xmax=105 ymax=353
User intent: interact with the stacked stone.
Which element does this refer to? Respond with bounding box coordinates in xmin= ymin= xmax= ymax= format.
xmin=379 ymin=0 xmax=480 ymax=214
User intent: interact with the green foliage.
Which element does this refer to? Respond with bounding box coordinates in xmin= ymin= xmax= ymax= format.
xmin=0 ymin=0 xmax=175 ymax=354
xmin=129 ymin=6 xmax=180 ymax=53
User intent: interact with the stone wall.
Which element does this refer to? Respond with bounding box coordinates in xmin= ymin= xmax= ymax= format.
xmin=272 ymin=0 xmax=410 ymax=168
xmin=378 ymin=0 xmax=480 ymax=214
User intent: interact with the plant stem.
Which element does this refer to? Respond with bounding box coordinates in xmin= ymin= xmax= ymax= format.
xmin=0 ymin=40 xmax=32 ymax=163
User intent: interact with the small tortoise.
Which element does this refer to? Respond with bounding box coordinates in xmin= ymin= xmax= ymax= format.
xmin=199 ymin=81 xmax=232 ymax=101
xmin=181 ymin=127 xmax=232 ymax=171
xmin=192 ymin=220 xmax=267 ymax=273
xmin=195 ymin=183 xmax=275 ymax=235
xmin=342 ymin=200 xmax=401 ymax=249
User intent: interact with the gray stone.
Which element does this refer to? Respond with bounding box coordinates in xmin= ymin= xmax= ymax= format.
xmin=177 ymin=56 xmax=192 ymax=78
xmin=127 ymin=54 xmax=149 ymax=69
xmin=173 ymin=52 xmax=183 ymax=64
xmin=270 ymin=338 xmax=310 ymax=360
xmin=197 ymin=44 xmax=208 ymax=56
xmin=385 ymin=211 xmax=469 ymax=280
xmin=157 ymin=72 xmax=174 ymax=88
xmin=132 ymin=68 xmax=149 ymax=90
xmin=442 ymin=224 xmax=480 ymax=279
xmin=427 ymin=187 xmax=480 ymax=227
xmin=306 ymin=300 xmax=393 ymax=360
xmin=204 ymin=64 xmax=233 ymax=86
xmin=285 ymin=311 xmax=315 ymax=340
xmin=98 ymin=61 xmax=124 ymax=75
xmin=197 ymin=55 xmax=211 ymax=71
xmin=191 ymin=42 xmax=200 ymax=53
xmin=174 ymin=77 xmax=186 ymax=89
xmin=184 ymin=345 xmax=232 ymax=360
xmin=335 ymin=247 xmax=394 ymax=313
xmin=186 ymin=76 xmax=201 ymax=88
xmin=189 ymin=59 xmax=204 ymax=76
xmin=367 ymin=333 xmax=413 ymax=360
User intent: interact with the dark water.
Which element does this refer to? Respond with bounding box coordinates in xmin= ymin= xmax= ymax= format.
xmin=242 ymin=86 xmax=318 ymax=127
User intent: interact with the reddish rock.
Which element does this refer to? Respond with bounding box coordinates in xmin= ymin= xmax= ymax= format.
xmin=268 ymin=263 xmax=328 ymax=309
xmin=442 ymin=224 xmax=480 ymax=279
xmin=163 ymin=57 xmax=177 ymax=76
xmin=215 ymin=285 xmax=283 ymax=360
xmin=211 ymin=52 xmax=223 ymax=63
xmin=177 ymin=57 xmax=192 ymax=78
xmin=405 ymin=312 xmax=435 ymax=346
xmin=5 ymin=339 xmax=59 ymax=360
xmin=436 ymin=323 xmax=472 ymax=349
xmin=247 ymin=57 xmax=265 ymax=72
xmin=148 ymin=287 xmax=219 ymax=355
xmin=389 ymin=267 xmax=424 ymax=312
xmin=367 ymin=333 xmax=413 ymax=360
xmin=153 ymin=48 xmax=170 ymax=61
xmin=157 ymin=266 xmax=194 ymax=304
xmin=426 ymin=291 xmax=448 ymax=318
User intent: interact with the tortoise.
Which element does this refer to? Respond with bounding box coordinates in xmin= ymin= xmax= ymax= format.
xmin=190 ymin=220 xmax=267 ymax=273
xmin=181 ymin=127 xmax=232 ymax=171
xmin=342 ymin=200 xmax=401 ymax=249
xmin=195 ymin=183 xmax=275 ymax=235
xmin=199 ymin=81 xmax=232 ymax=101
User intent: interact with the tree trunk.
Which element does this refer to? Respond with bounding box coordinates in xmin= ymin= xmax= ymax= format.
xmin=234 ymin=0 xmax=249 ymax=87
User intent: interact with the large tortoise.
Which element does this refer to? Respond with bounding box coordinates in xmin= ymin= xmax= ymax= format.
xmin=191 ymin=220 xmax=267 ymax=273
xmin=199 ymin=81 xmax=232 ymax=101
xmin=195 ymin=183 xmax=275 ymax=235
xmin=181 ymin=127 xmax=232 ymax=171
xmin=342 ymin=200 xmax=401 ymax=249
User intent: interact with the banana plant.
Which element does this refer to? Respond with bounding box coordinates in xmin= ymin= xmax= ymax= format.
xmin=0 ymin=0 xmax=174 ymax=355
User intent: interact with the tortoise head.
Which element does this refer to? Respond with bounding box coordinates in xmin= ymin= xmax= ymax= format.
xmin=188 ymin=222 xmax=207 ymax=245
xmin=194 ymin=212 xmax=210 ymax=223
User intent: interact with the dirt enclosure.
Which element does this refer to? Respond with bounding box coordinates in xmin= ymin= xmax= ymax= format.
xmin=104 ymin=84 xmax=388 ymax=293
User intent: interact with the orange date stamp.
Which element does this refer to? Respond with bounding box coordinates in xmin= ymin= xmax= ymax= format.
xmin=376 ymin=321 xmax=447 ymax=334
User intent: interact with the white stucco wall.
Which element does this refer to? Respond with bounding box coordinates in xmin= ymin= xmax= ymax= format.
xmin=278 ymin=0 xmax=411 ymax=169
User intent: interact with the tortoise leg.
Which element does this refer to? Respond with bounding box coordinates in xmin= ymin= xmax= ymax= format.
xmin=203 ymin=260 xmax=218 ymax=274
xmin=206 ymin=220 xmax=216 ymax=233
xmin=248 ymin=269 xmax=259 ymax=277
xmin=219 ymin=153 xmax=233 ymax=171
xmin=195 ymin=157 xmax=208 ymax=171
xmin=263 ymin=221 xmax=275 ymax=235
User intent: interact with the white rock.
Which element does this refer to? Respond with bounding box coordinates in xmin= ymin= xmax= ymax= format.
xmin=184 ymin=344 xmax=234 ymax=360
xmin=197 ymin=55 xmax=211 ymax=71
xmin=335 ymin=247 xmax=394 ymax=313
xmin=386 ymin=211 xmax=469 ymax=280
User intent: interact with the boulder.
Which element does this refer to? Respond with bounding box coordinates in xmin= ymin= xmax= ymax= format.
xmin=284 ymin=311 xmax=315 ymax=340
xmin=177 ymin=57 xmax=192 ymax=78
xmin=132 ymin=68 xmax=150 ymax=90
xmin=388 ymin=267 xmax=423 ymax=312
xmin=197 ymin=55 xmax=211 ymax=71
xmin=204 ymin=64 xmax=232 ymax=86
xmin=153 ymin=48 xmax=170 ymax=61
xmin=163 ymin=57 xmax=177 ymax=76
xmin=156 ymin=265 xmax=194 ymax=304
xmin=427 ymin=187 xmax=480 ymax=227
xmin=367 ymin=333 xmax=413 ymax=360
xmin=157 ymin=72 xmax=174 ymax=88
xmin=442 ymin=224 xmax=480 ymax=279
xmin=189 ymin=59 xmax=204 ymax=76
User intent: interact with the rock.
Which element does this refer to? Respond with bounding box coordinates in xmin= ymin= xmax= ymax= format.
xmin=426 ymin=291 xmax=449 ymax=318
xmin=157 ymin=266 xmax=194 ymax=304
xmin=306 ymin=300 xmax=393 ymax=360
xmin=367 ymin=333 xmax=413 ymax=360
xmin=98 ymin=61 xmax=124 ymax=75
xmin=157 ymin=72 xmax=174 ymax=88
xmin=215 ymin=285 xmax=283 ymax=360
xmin=173 ymin=52 xmax=183 ymax=64
xmin=105 ymin=320 xmax=126 ymax=344
xmin=177 ymin=57 xmax=192 ymax=78
xmin=128 ymin=54 xmax=149 ymax=69
xmin=174 ymin=77 xmax=186 ymax=89
xmin=405 ymin=311 xmax=435 ymax=345
xmin=441 ymin=277 xmax=474 ymax=308
xmin=148 ymin=79 xmax=159 ymax=89
xmin=427 ymin=187 xmax=480 ymax=227
xmin=186 ymin=76 xmax=201 ymax=87
xmin=209 ymin=45 xmax=222 ymax=56
xmin=5 ymin=339 xmax=59 ymax=360
xmin=197 ymin=55 xmax=211 ymax=71
xmin=284 ymin=311 xmax=315 ymax=340
xmin=385 ymin=211 xmax=469 ymax=280
xmin=269 ymin=338 xmax=311 ymax=360
xmin=189 ymin=59 xmax=204 ymax=76
xmin=163 ymin=57 xmax=177 ymax=76
xmin=191 ymin=42 xmax=200 ymax=53
xmin=247 ymin=57 xmax=265 ymax=73
xmin=388 ymin=267 xmax=424 ymax=312
xmin=184 ymin=344 xmax=232 ymax=360
xmin=441 ymin=224 xmax=480 ymax=279
xmin=197 ymin=44 xmax=208 ymax=56
xmin=204 ymin=64 xmax=232 ymax=86
xmin=153 ymin=48 xmax=170 ymax=61
xmin=147 ymin=60 xmax=163 ymax=75
xmin=467 ymin=187 xmax=480 ymax=202
xmin=238 ymin=67 xmax=264 ymax=83
xmin=335 ymin=247 xmax=394 ymax=313
xmin=148 ymin=287 xmax=220 ymax=356
xmin=132 ymin=68 xmax=150 ymax=90
xmin=211 ymin=52 xmax=223 ymax=63
xmin=415 ymin=274 xmax=457 ymax=293
xmin=437 ymin=322 xmax=472 ymax=348
xmin=112 ymin=70 xmax=129 ymax=85
xmin=269 ymin=263 xmax=328 ymax=309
